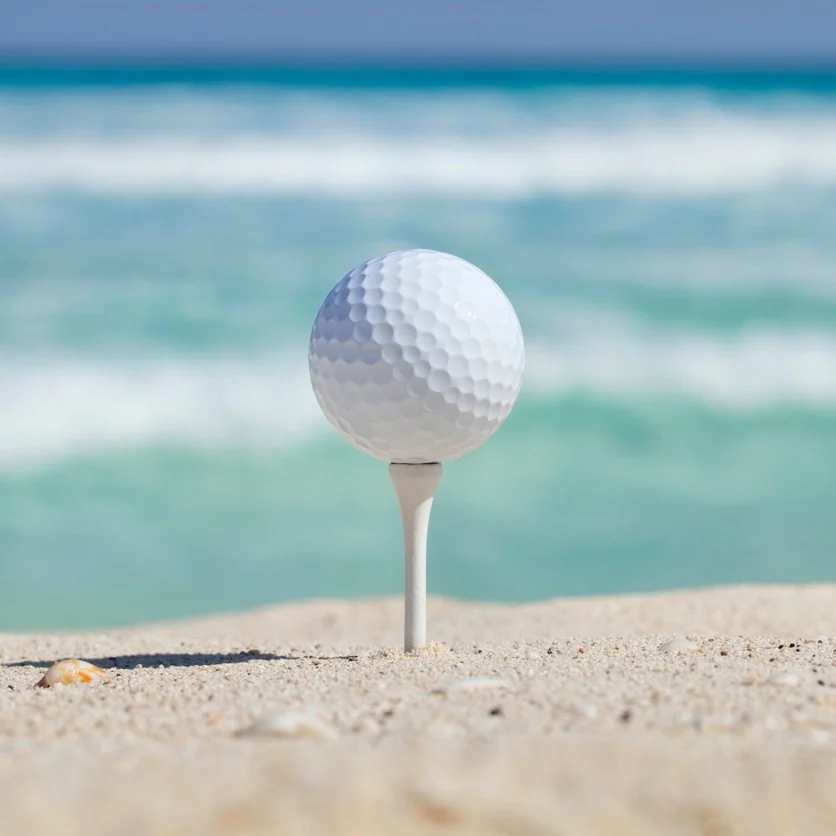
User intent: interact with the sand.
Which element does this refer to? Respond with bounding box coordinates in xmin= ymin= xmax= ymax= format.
xmin=3 ymin=584 xmax=836 ymax=834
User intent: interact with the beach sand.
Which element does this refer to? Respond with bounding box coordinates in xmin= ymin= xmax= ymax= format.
xmin=3 ymin=584 xmax=836 ymax=834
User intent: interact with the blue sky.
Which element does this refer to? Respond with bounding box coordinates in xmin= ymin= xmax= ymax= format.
xmin=1 ymin=0 xmax=835 ymax=61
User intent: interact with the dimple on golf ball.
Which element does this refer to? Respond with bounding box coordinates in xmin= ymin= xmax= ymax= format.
xmin=308 ymin=249 xmax=525 ymax=463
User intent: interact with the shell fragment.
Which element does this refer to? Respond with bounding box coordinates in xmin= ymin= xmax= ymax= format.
xmin=36 ymin=659 xmax=108 ymax=688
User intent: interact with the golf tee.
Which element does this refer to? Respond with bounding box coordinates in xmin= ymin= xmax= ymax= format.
xmin=389 ymin=462 xmax=443 ymax=652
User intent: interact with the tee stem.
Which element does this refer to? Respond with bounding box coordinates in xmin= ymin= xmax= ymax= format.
xmin=389 ymin=463 xmax=442 ymax=652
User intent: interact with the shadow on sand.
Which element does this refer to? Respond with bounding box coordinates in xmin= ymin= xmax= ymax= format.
xmin=4 ymin=651 xmax=360 ymax=669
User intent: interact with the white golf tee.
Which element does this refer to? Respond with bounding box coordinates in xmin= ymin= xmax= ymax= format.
xmin=389 ymin=462 xmax=442 ymax=652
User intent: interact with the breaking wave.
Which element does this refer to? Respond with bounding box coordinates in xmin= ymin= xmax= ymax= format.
xmin=3 ymin=112 xmax=836 ymax=197
xmin=3 ymin=323 xmax=836 ymax=469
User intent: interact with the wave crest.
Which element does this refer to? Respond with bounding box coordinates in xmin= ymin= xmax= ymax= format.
xmin=527 ymin=324 xmax=836 ymax=408
xmin=3 ymin=325 xmax=836 ymax=469
xmin=0 ymin=356 xmax=321 ymax=470
xmin=4 ymin=115 xmax=836 ymax=197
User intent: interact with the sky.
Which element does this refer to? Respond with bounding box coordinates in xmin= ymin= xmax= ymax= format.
xmin=1 ymin=0 xmax=835 ymax=62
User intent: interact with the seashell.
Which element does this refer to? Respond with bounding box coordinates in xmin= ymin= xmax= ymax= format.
xmin=569 ymin=700 xmax=599 ymax=719
xmin=36 ymin=659 xmax=108 ymax=688
xmin=433 ymin=677 xmax=512 ymax=694
xmin=766 ymin=670 xmax=800 ymax=687
xmin=659 ymin=637 xmax=697 ymax=653
xmin=238 ymin=711 xmax=337 ymax=741
xmin=426 ymin=719 xmax=462 ymax=739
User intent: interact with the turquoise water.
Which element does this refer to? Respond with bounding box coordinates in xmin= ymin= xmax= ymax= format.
xmin=2 ymin=66 xmax=836 ymax=630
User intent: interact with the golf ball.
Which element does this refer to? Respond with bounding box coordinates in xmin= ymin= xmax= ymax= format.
xmin=308 ymin=249 xmax=525 ymax=463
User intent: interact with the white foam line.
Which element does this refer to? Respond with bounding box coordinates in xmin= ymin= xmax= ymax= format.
xmin=0 ymin=356 xmax=324 ymax=470
xmin=526 ymin=328 xmax=836 ymax=409
xmin=2 ymin=328 xmax=836 ymax=471
xmin=4 ymin=117 xmax=836 ymax=197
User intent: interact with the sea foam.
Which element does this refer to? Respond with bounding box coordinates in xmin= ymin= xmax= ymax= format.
xmin=526 ymin=325 xmax=836 ymax=409
xmin=2 ymin=114 xmax=836 ymax=197
xmin=3 ymin=323 xmax=836 ymax=470
xmin=0 ymin=355 xmax=322 ymax=470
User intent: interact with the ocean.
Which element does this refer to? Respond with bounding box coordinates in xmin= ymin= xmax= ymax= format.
xmin=1 ymin=65 xmax=835 ymax=630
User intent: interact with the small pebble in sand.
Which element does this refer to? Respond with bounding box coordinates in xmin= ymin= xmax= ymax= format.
xmin=238 ymin=711 xmax=337 ymax=741
xmin=766 ymin=670 xmax=801 ymax=687
xmin=434 ymin=677 xmax=512 ymax=694
xmin=659 ymin=637 xmax=697 ymax=653
xmin=36 ymin=659 xmax=107 ymax=688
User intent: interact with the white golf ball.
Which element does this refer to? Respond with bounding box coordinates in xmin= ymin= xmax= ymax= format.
xmin=308 ymin=249 xmax=525 ymax=463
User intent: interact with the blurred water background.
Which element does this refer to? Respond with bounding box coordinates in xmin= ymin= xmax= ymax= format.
xmin=1 ymin=65 xmax=835 ymax=630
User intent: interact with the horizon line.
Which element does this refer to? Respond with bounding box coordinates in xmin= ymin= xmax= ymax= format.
xmin=3 ymin=52 xmax=836 ymax=70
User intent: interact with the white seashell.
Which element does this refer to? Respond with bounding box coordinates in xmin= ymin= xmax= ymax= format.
xmin=238 ymin=711 xmax=337 ymax=741
xmin=766 ymin=670 xmax=800 ymax=687
xmin=434 ymin=677 xmax=512 ymax=694
xmin=36 ymin=659 xmax=107 ymax=688
xmin=659 ymin=637 xmax=697 ymax=653
xmin=570 ymin=700 xmax=599 ymax=719
xmin=426 ymin=720 xmax=462 ymax=739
